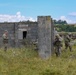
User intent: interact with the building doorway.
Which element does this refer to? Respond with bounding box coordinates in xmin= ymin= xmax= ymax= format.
xmin=23 ymin=31 xmax=27 ymax=39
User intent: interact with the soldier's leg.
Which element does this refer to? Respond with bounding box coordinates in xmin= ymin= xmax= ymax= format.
xmin=65 ymin=43 xmax=68 ymax=51
xmin=57 ymin=46 xmax=61 ymax=56
xmin=4 ymin=46 xmax=7 ymax=52
xmin=69 ymin=45 xmax=72 ymax=52
xmin=56 ymin=46 xmax=60 ymax=57
xmin=55 ymin=46 xmax=58 ymax=57
xmin=4 ymin=43 xmax=7 ymax=52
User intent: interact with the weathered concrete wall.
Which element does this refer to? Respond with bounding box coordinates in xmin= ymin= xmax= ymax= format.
xmin=38 ymin=16 xmax=54 ymax=59
xmin=0 ymin=23 xmax=17 ymax=47
xmin=0 ymin=22 xmax=38 ymax=47
xmin=26 ymin=22 xmax=38 ymax=41
xmin=0 ymin=18 xmax=53 ymax=50
xmin=51 ymin=18 xmax=54 ymax=54
xmin=17 ymin=22 xmax=38 ymax=47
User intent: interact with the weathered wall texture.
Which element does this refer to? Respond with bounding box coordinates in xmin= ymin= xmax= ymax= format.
xmin=38 ymin=16 xmax=54 ymax=59
xmin=0 ymin=22 xmax=38 ymax=47
xmin=0 ymin=23 xmax=17 ymax=47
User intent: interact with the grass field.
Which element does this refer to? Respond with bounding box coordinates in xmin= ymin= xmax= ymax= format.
xmin=0 ymin=45 xmax=76 ymax=75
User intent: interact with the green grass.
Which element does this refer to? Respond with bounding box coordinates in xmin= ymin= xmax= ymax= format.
xmin=0 ymin=46 xmax=76 ymax=75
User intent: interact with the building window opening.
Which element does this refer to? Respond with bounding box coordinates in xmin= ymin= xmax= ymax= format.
xmin=23 ymin=31 xmax=27 ymax=39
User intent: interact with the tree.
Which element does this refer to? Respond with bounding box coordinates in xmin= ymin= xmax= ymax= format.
xmin=53 ymin=19 xmax=67 ymax=25
xmin=55 ymin=25 xmax=76 ymax=32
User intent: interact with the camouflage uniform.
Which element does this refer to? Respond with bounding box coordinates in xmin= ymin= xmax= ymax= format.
xmin=64 ymin=35 xmax=72 ymax=51
xmin=54 ymin=34 xmax=62 ymax=57
xmin=2 ymin=30 xmax=8 ymax=51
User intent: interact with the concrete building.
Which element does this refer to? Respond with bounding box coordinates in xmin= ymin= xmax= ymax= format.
xmin=0 ymin=21 xmax=38 ymax=47
xmin=0 ymin=16 xmax=54 ymax=59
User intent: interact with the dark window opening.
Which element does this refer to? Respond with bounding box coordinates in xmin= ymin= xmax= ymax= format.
xmin=23 ymin=31 xmax=27 ymax=39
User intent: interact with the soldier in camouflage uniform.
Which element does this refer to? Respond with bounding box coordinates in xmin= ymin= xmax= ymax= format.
xmin=54 ymin=34 xmax=62 ymax=57
xmin=64 ymin=34 xmax=72 ymax=51
xmin=2 ymin=30 xmax=9 ymax=51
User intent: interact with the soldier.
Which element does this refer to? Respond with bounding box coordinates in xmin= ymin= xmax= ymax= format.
xmin=54 ymin=34 xmax=62 ymax=57
xmin=64 ymin=34 xmax=72 ymax=52
xmin=2 ymin=30 xmax=9 ymax=51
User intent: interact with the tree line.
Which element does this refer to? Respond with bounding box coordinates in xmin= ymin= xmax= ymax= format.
xmin=53 ymin=19 xmax=67 ymax=25
xmin=55 ymin=25 xmax=76 ymax=32
xmin=53 ymin=19 xmax=76 ymax=32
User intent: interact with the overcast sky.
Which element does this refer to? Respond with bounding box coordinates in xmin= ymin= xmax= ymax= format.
xmin=0 ymin=0 xmax=76 ymax=24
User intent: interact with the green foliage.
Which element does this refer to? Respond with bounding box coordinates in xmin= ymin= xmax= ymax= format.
xmin=53 ymin=19 xmax=67 ymax=25
xmin=0 ymin=46 xmax=76 ymax=75
xmin=55 ymin=25 xmax=76 ymax=32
